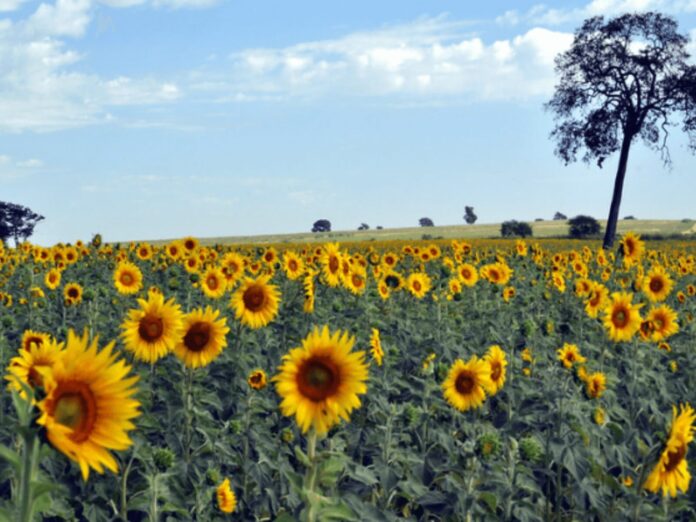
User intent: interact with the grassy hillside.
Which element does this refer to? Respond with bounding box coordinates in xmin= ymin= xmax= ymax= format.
xmin=149 ymin=219 xmax=696 ymax=246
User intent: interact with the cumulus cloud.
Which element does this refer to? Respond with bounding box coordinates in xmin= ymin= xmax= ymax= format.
xmin=0 ymin=0 xmax=182 ymax=131
xmin=209 ymin=18 xmax=573 ymax=102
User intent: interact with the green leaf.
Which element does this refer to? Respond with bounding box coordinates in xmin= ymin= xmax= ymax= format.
xmin=317 ymin=501 xmax=358 ymax=521
xmin=0 ymin=444 xmax=20 ymax=472
xmin=293 ymin=446 xmax=311 ymax=468
xmin=0 ymin=506 xmax=13 ymax=522
xmin=478 ymin=492 xmax=497 ymax=513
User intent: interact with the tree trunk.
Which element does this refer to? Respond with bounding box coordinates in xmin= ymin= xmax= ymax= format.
xmin=602 ymin=128 xmax=635 ymax=249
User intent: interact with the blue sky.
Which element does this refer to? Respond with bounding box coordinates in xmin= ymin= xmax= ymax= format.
xmin=1 ymin=0 xmax=696 ymax=246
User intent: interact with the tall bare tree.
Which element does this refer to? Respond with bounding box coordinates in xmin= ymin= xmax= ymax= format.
xmin=546 ymin=12 xmax=696 ymax=248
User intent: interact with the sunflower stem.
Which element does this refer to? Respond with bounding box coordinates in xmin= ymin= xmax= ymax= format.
xmin=183 ymin=366 xmax=194 ymax=464
xmin=120 ymin=450 xmax=136 ymax=521
xmin=18 ymin=432 xmax=37 ymax=522
xmin=305 ymin=430 xmax=319 ymax=522
xmin=149 ymin=472 xmax=158 ymax=522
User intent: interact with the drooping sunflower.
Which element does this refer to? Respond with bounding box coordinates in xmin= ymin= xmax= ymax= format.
xmin=200 ymin=266 xmax=227 ymax=299
xmin=642 ymin=265 xmax=674 ymax=302
xmin=216 ymin=478 xmax=237 ymax=514
xmin=483 ymin=345 xmax=507 ymax=395
xmin=173 ymin=307 xmax=230 ymax=369
xmin=63 ymin=282 xmax=83 ymax=305
xmin=646 ymin=305 xmax=679 ymax=342
xmin=230 ymin=275 xmax=280 ymax=329
xmin=442 ymin=356 xmax=493 ymax=412
xmin=247 ymin=369 xmax=268 ymax=390
xmin=282 ymin=250 xmax=305 ymax=280
xmin=113 ymin=262 xmax=143 ymax=295
xmin=457 ymin=263 xmax=479 ymax=287
xmin=274 ymin=326 xmax=368 ymax=435
xmin=406 ymin=272 xmax=432 ymax=299
xmin=621 ymin=232 xmax=645 ymax=266
xmin=36 ymin=330 xmax=141 ymax=481
xmin=557 ymin=343 xmax=587 ymax=369
xmin=302 ymin=271 xmax=315 ymax=314
xmin=584 ymin=372 xmax=607 ymax=399
xmin=603 ymin=292 xmax=643 ymax=342
xmin=121 ymin=292 xmax=184 ymax=364
xmin=21 ymin=329 xmax=51 ymax=352
xmin=644 ymin=404 xmax=695 ymax=497
xmin=369 ymin=328 xmax=383 ymax=366
xmin=44 ymin=268 xmax=61 ymax=290
xmin=5 ymin=336 xmax=63 ymax=396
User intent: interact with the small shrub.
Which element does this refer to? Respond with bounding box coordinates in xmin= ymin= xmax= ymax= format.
xmin=501 ymin=220 xmax=533 ymax=238
xmin=623 ymin=215 xmax=636 ymax=220
xmin=553 ymin=212 xmax=567 ymax=221
xmin=568 ymin=215 xmax=601 ymax=238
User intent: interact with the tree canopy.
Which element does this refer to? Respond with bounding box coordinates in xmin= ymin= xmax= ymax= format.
xmin=546 ymin=12 xmax=696 ymax=247
xmin=0 ymin=202 xmax=44 ymax=245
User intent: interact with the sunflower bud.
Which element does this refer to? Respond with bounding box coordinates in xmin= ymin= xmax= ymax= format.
xmin=153 ymin=447 xmax=175 ymax=472
xmin=477 ymin=432 xmax=502 ymax=460
xmin=519 ymin=436 xmax=543 ymax=463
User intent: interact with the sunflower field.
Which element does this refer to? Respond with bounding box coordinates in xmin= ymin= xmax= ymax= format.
xmin=0 ymin=233 xmax=695 ymax=521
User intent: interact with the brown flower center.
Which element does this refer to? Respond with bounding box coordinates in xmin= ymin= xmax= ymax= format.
xmin=649 ymin=277 xmax=664 ymax=293
xmin=612 ymin=307 xmax=628 ymax=328
xmin=664 ymin=443 xmax=686 ymax=472
xmin=139 ymin=315 xmax=164 ymax=342
xmin=455 ymin=371 xmax=475 ymax=394
xmin=67 ymin=287 xmax=79 ymax=299
xmin=297 ymin=357 xmax=340 ymax=402
xmin=328 ymin=256 xmax=339 ymax=273
xmin=413 ymin=281 xmax=422 ymax=292
xmin=184 ymin=322 xmax=210 ymax=352
xmin=243 ymin=284 xmax=266 ymax=312
xmin=120 ymin=272 xmax=134 ymax=286
xmin=490 ymin=362 xmax=502 ymax=382
xmin=289 ymin=259 xmax=298 ymax=271
xmin=206 ymin=276 xmax=219 ymax=291
xmin=49 ymin=381 xmax=97 ymax=443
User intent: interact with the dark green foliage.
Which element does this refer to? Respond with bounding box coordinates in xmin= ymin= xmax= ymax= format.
xmin=419 ymin=218 xmax=434 ymax=227
xmin=501 ymin=220 xmax=533 ymax=238
xmin=0 ymin=201 xmax=44 ymax=245
xmin=464 ymin=206 xmax=477 ymax=225
xmin=568 ymin=215 xmax=601 ymax=238
xmin=311 ymin=219 xmax=331 ymax=233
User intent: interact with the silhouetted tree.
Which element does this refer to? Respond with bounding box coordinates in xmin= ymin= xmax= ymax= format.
xmin=419 ymin=217 xmax=434 ymax=227
xmin=553 ymin=212 xmax=568 ymax=221
xmin=547 ymin=12 xmax=696 ymax=248
xmin=501 ymin=220 xmax=533 ymax=238
xmin=311 ymin=219 xmax=331 ymax=233
xmin=0 ymin=202 xmax=44 ymax=245
xmin=464 ymin=206 xmax=478 ymax=224
xmin=568 ymin=215 xmax=601 ymax=238
xmin=358 ymin=223 xmax=370 ymax=230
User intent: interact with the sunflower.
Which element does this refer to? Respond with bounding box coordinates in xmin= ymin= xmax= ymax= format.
xmin=406 ymin=272 xmax=432 ymax=299
xmin=216 ymin=478 xmax=237 ymax=514
xmin=603 ymin=292 xmax=643 ymax=342
xmin=63 ymin=282 xmax=83 ymax=305
xmin=174 ymin=307 xmax=230 ymax=369
xmin=247 ymin=369 xmax=268 ymax=390
xmin=448 ymin=278 xmax=462 ymax=296
xmin=200 ymin=266 xmax=227 ymax=299
xmin=642 ymin=265 xmax=673 ymax=302
xmin=36 ymin=330 xmax=141 ymax=481
xmin=5 ymin=335 xmax=63 ymax=396
xmin=282 ymin=250 xmax=305 ymax=280
xmin=274 ymin=326 xmax=368 ymax=435
xmin=646 ymin=305 xmax=679 ymax=342
xmin=113 ymin=262 xmax=143 ymax=295
xmin=135 ymin=243 xmax=154 ymax=261
xmin=557 ymin=343 xmax=586 ymax=369
xmin=181 ymin=236 xmax=199 ymax=254
xmin=302 ymin=271 xmax=315 ymax=314
xmin=344 ymin=270 xmax=367 ymax=295
xmin=44 ymin=268 xmax=61 ymax=290
xmin=21 ymin=329 xmax=51 ymax=352
xmin=121 ymin=292 xmax=184 ymax=364
xmin=457 ymin=263 xmax=479 ymax=287
xmin=481 ymin=262 xmax=513 ymax=285
xmin=574 ymin=278 xmax=592 ymax=298
xmin=381 ymin=252 xmax=399 ymax=269
xmin=584 ymin=372 xmax=607 ymax=399
xmin=165 ymin=240 xmax=183 ymax=261
xmin=231 ymin=276 xmax=280 ymax=329
xmin=320 ymin=243 xmax=343 ymax=287
xmin=621 ymin=232 xmax=645 ymax=266
xmin=502 ymin=286 xmax=516 ymax=303
xmin=369 ymin=328 xmax=383 ymax=366
xmin=644 ymin=404 xmax=695 ymax=497
xmin=515 ymin=240 xmax=528 ymax=257
xmin=442 ymin=356 xmax=493 ymax=412
xmin=585 ymin=282 xmax=609 ymax=318
xmin=221 ymin=251 xmax=246 ymax=285
xmin=183 ymin=256 xmax=200 ymax=274
xmin=483 ymin=345 xmax=507 ymax=395
xmin=377 ymin=279 xmax=391 ymax=300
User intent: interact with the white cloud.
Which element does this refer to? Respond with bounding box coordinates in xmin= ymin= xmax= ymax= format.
xmin=0 ymin=0 xmax=29 ymax=11
xmin=210 ymin=18 xmax=573 ymax=102
xmin=17 ymin=158 xmax=43 ymax=167
xmin=0 ymin=1 xmax=182 ymax=132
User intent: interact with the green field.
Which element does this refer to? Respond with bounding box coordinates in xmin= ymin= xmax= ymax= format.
xmin=149 ymin=219 xmax=696 ymax=246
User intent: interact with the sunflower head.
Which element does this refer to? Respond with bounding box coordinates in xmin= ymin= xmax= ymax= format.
xmin=63 ymin=282 xmax=83 ymax=305
xmin=442 ymin=356 xmax=493 ymax=412
xmin=602 ymin=292 xmax=643 ymax=342
xmin=230 ymin=275 xmax=281 ymax=329
xmin=247 ymin=369 xmax=268 ymax=390
xmin=369 ymin=328 xmax=383 ymax=366
xmin=483 ymin=345 xmax=507 ymax=395
xmin=174 ymin=306 xmax=230 ymax=369
xmin=216 ymin=478 xmax=237 ymax=514
xmin=274 ymin=326 xmax=368 ymax=435
xmin=5 ymin=335 xmax=64 ymax=396
xmin=114 ymin=262 xmax=143 ymax=295
xmin=36 ymin=330 xmax=141 ymax=481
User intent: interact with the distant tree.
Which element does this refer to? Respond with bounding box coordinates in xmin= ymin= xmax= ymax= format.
xmin=623 ymin=215 xmax=636 ymax=220
xmin=569 ymin=215 xmax=601 ymax=238
xmin=535 ymin=218 xmax=544 ymax=222
xmin=0 ymin=201 xmax=44 ymax=245
xmin=311 ymin=219 xmax=331 ymax=233
xmin=463 ymin=206 xmax=478 ymax=225
xmin=501 ymin=220 xmax=533 ymax=238
xmin=553 ymin=212 xmax=568 ymax=221
xmin=546 ymin=12 xmax=696 ymax=248
xmin=357 ymin=223 xmax=370 ymax=231
xmin=376 ymin=226 xmax=383 ymax=230
xmin=419 ymin=217 xmax=434 ymax=227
